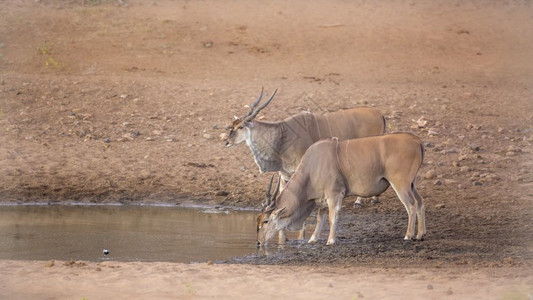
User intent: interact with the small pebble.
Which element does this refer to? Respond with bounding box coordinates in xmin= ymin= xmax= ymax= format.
xmin=441 ymin=148 xmax=458 ymax=155
xmin=435 ymin=204 xmax=445 ymax=209
xmin=219 ymin=132 xmax=229 ymax=141
xmin=447 ymin=288 xmax=454 ymax=295
xmin=428 ymin=129 xmax=439 ymax=136
xmin=506 ymin=151 xmax=516 ymax=157
xmin=434 ymin=179 xmax=443 ymax=186
xmin=460 ymin=166 xmax=471 ymax=172
xmin=473 ymin=181 xmax=483 ymax=186
xmin=425 ymin=170 xmax=437 ymax=179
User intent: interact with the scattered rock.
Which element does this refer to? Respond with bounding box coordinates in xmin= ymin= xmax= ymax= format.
xmin=507 ymin=145 xmax=521 ymax=153
xmin=412 ymin=116 xmax=428 ymax=128
xmin=64 ymin=260 xmax=87 ymax=267
xmin=470 ymin=144 xmax=480 ymax=151
xmin=122 ymin=133 xmax=134 ymax=141
xmin=441 ymin=148 xmax=458 ymax=155
xmin=446 ymin=288 xmax=454 ymax=295
xmin=460 ymin=166 xmax=471 ymax=172
xmin=472 ymin=181 xmax=483 ymax=186
xmin=103 ymin=138 xmax=111 ymax=143
xmin=203 ymin=133 xmax=212 ymax=139
xmin=427 ymin=129 xmax=439 ymax=136
xmin=425 ymin=170 xmax=437 ymax=179
xmin=505 ymin=151 xmax=516 ymax=157
xmin=444 ymin=179 xmax=457 ymax=185
xmin=186 ymin=162 xmax=215 ymax=168
xmin=219 ymin=132 xmax=229 ymax=141
xmin=434 ymin=179 xmax=443 ymax=186
xmin=435 ymin=204 xmax=445 ymax=209
xmin=502 ymin=257 xmax=514 ymax=265
xmin=45 ymin=260 xmax=55 ymax=268
xmin=452 ymin=161 xmax=460 ymax=167
xmin=466 ymin=124 xmax=481 ymax=130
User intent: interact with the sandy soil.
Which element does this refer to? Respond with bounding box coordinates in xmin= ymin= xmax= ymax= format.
xmin=0 ymin=0 xmax=532 ymax=298
xmin=0 ymin=260 xmax=531 ymax=300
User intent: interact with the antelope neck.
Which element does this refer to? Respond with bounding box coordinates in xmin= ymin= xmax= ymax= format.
xmin=247 ymin=121 xmax=284 ymax=173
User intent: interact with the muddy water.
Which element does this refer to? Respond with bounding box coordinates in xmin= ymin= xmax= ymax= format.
xmin=0 ymin=205 xmax=260 ymax=263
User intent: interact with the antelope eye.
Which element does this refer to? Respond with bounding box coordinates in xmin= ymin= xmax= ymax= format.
xmin=238 ymin=126 xmax=243 ymax=130
xmin=263 ymin=220 xmax=268 ymax=224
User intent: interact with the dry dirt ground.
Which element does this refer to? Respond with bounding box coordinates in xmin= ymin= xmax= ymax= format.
xmin=0 ymin=0 xmax=532 ymax=298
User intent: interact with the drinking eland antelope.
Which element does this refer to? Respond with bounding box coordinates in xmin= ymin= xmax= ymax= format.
xmin=256 ymin=133 xmax=426 ymax=246
xmin=225 ymin=88 xmax=386 ymax=243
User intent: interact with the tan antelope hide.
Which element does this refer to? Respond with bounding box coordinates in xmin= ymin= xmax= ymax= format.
xmin=226 ymin=89 xmax=385 ymax=243
xmin=257 ymin=133 xmax=426 ymax=246
xmin=226 ymin=89 xmax=385 ymax=180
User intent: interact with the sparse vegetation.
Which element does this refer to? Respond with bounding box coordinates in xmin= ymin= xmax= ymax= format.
xmin=38 ymin=41 xmax=61 ymax=68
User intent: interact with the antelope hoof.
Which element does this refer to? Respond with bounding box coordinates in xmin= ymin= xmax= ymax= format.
xmin=326 ymin=239 xmax=336 ymax=246
xmin=416 ymin=234 xmax=426 ymax=241
xmin=308 ymin=237 xmax=318 ymax=244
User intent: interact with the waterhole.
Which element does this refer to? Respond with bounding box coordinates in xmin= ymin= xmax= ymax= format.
xmin=0 ymin=204 xmax=260 ymax=263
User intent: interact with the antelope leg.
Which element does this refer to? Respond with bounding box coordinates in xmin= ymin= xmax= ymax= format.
xmin=326 ymin=193 xmax=344 ymax=245
xmin=308 ymin=208 xmax=326 ymax=244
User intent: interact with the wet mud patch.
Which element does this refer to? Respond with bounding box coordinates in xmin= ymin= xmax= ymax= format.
xmin=228 ymin=202 xmax=532 ymax=268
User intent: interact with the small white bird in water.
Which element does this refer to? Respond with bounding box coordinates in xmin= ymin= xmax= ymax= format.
xmin=103 ymin=249 xmax=109 ymax=255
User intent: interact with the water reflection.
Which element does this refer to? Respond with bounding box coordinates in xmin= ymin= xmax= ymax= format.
xmin=0 ymin=205 xmax=259 ymax=262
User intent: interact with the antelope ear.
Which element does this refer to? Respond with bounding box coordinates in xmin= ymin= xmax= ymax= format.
xmin=272 ymin=207 xmax=286 ymax=218
xmin=233 ymin=115 xmax=239 ymax=120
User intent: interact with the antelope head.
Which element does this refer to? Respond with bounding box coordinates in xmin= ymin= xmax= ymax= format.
xmin=225 ymin=88 xmax=277 ymax=148
xmin=256 ymin=174 xmax=285 ymax=246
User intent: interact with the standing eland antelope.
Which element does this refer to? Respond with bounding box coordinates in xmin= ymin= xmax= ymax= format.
xmin=225 ymin=88 xmax=386 ymax=243
xmin=256 ymin=133 xmax=426 ymax=246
